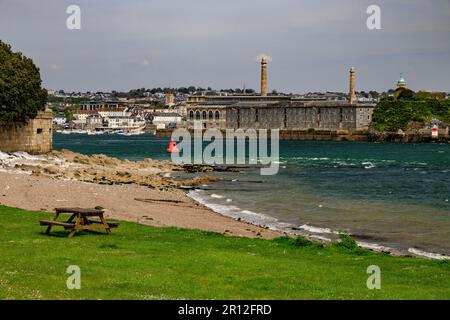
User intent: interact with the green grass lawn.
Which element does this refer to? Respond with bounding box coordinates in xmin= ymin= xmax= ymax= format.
xmin=0 ymin=205 xmax=449 ymax=300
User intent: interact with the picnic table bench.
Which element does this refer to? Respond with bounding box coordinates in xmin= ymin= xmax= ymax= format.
xmin=40 ymin=207 xmax=118 ymax=237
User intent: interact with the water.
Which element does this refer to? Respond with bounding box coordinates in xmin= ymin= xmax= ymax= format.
xmin=54 ymin=133 xmax=170 ymax=160
xmin=54 ymin=134 xmax=450 ymax=255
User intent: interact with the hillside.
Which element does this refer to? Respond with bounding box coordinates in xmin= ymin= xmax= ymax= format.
xmin=371 ymin=89 xmax=450 ymax=132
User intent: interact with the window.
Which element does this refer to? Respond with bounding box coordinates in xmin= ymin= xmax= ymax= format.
xmin=208 ymin=111 xmax=213 ymax=120
xmin=37 ymin=128 xmax=43 ymax=134
xmin=215 ymin=111 xmax=220 ymax=120
xmin=195 ymin=111 xmax=200 ymax=120
xmin=189 ymin=111 xmax=194 ymax=119
xmin=255 ymin=109 xmax=259 ymax=122
xmin=202 ymin=111 xmax=207 ymax=120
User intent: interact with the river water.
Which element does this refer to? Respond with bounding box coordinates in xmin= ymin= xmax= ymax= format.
xmin=54 ymin=134 xmax=450 ymax=256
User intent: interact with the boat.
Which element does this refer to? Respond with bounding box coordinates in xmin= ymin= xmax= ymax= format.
xmin=125 ymin=125 xmax=146 ymax=136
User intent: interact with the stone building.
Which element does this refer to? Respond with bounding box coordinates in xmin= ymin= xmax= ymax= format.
xmin=186 ymin=100 xmax=375 ymax=131
xmin=80 ymin=101 xmax=129 ymax=111
xmin=165 ymin=93 xmax=175 ymax=108
xmin=0 ymin=111 xmax=53 ymax=154
xmin=186 ymin=103 xmax=228 ymax=129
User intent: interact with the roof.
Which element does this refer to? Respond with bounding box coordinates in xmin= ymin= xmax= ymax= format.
xmin=75 ymin=110 xmax=98 ymax=115
xmin=97 ymin=107 xmax=127 ymax=112
xmin=153 ymin=112 xmax=181 ymax=117
xmin=80 ymin=101 xmax=127 ymax=105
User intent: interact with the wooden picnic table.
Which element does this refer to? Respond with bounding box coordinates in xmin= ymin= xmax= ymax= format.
xmin=40 ymin=207 xmax=118 ymax=237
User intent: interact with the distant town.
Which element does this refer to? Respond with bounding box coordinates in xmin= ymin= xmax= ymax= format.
xmin=47 ymin=62 xmax=450 ymax=140
xmin=48 ymin=86 xmax=450 ymax=134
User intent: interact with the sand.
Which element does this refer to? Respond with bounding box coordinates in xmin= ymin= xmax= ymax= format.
xmin=0 ymin=151 xmax=282 ymax=239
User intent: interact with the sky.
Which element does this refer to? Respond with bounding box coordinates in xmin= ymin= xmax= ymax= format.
xmin=1 ymin=0 xmax=449 ymax=93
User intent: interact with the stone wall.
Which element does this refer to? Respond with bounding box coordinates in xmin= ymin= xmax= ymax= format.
xmin=0 ymin=111 xmax=53 ymax=154
xmin=226 ymin=102 xmax=375 ymax=131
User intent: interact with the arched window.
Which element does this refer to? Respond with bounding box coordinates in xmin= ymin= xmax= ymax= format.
xmin=189 ymin=111 xmax=194 ymax=119
xmin=202 ymin=111 xmax=207 ymax=120
xmin=208 ymin=111 xmax=213 ymax=120
xmin=195 ymin=111 xmax=201 ymax=120
xmin=215 ymin=111 xmax=220 ymax=120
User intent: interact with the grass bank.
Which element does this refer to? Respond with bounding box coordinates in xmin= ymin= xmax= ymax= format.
xmin=0 ymin=205 xmax=449 ymax=299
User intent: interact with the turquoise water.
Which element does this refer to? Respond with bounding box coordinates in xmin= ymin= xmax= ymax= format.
xmin=54 ymin=134 xmax=450 ymax=255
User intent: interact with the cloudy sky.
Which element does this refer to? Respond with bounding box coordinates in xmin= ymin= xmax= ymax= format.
xmin=1 ymin=0 xmax=449 ymax=93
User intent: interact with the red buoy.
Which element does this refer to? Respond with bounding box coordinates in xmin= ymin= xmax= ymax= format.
xmin=166 ymin=141 xmax=180 ymax=153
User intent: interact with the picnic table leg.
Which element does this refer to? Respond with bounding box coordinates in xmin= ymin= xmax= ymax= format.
xmin=67 ymin=213 xmax=77 ymax=223
xmin=99 ymin=214 xmax=112 ymax=235
xmin=68 ymin=213 xmax=81 ymax=238
xmin=46 ymin=212 xmax=60 ymax=234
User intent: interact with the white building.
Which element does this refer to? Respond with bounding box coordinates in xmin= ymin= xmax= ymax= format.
xmin=97 ymin=107 xmax=129 ymax=118
xmin=86 ymin=114 xmax=103 ymax=126
xmin=106 ymin=116 xmax=146 ymax=129
xmin=152 ymin=112 xmax=182 ymax=129
xmin=73 ymin=110 xmax=99 ymax=125
xmin=53 ymin=115 xmax=67 ymax=126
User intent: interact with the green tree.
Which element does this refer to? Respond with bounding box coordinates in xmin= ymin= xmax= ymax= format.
xmin=0 ymin=41 xmax=47 ymax=124
xmin=393 ymin=87 xmax=414 ymax=101
xmin=64 ymin=110 xmax=74 ymax=123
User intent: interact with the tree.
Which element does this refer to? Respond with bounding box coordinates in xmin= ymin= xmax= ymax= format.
xmin=64 ymin=110 xmax=74 ymax=123
xmin=394 ymin=87 xmax=414 ymax=101
xmin=0 ymin=41 xmax=47 ymax=124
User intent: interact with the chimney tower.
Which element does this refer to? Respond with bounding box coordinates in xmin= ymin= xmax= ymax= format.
xmin=260 ymin=57 xmax=268 ymax=97
xmin=349 ymin=67 xmax=356 ymax=103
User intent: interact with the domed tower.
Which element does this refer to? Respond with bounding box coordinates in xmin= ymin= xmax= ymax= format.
xmin=396 ymin=73 xmax=407 ymax=89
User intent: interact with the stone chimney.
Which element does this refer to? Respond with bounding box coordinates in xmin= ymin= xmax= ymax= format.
xmin=349 ymin=67 xmax=356 ymax=103
xmin=261 ymin=57 xmax=268 ymax=97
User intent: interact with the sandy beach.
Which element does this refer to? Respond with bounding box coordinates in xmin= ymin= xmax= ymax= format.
xmin=0 ymin=151 xmax=282 ymax=239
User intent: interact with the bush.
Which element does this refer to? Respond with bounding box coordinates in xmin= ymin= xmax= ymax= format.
xmin=273 ymin=236 xmax=322 ymax=248
xmin=334 ymin=233 xmax=359 ymax=250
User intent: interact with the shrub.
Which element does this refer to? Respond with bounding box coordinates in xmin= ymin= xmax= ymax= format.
xmin=273 ymin=236 xmax=322 ymax=248
xmin=334 ymin=233 xmax=358 ymax=250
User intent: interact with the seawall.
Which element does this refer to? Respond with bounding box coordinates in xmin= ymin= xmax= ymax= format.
xmin=156 ymin=128 xmax=370 ymax=142
xmin=0 ymin=111 xmax=53 ymax=154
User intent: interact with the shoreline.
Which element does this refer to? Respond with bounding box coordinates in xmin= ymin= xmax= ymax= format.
xmin=1 ymin=150 xmax=449 ymax=260
xmin=187 ymin=188 xmax=450 ymax=260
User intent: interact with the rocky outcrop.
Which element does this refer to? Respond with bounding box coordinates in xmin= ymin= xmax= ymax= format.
xmin=0 ymin=149 xmax=220 ymax=191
